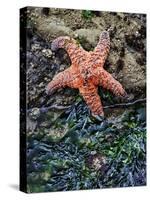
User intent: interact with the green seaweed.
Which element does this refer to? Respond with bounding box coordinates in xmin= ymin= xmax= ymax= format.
xmin=27 ymin=104 xmax=146 ymax=192
xmin=82 ymin=10 xmax=94 ymax=20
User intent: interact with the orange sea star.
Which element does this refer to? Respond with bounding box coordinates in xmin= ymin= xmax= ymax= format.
xmin=46 ymin=31 xmax=126 ymax=117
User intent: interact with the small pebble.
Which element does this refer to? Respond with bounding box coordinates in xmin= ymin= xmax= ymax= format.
xmin=42 ymin=49 xmax=52 ymax=58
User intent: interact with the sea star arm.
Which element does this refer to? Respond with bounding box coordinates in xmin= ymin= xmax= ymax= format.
xmin=51 ymin=36 xmax=86 ymax=65
xmin=93 ymin=31 xmax=110 ymax=62
xmin=98 ymin=69 xmax=126 ymax=97
xmin=79 ymin=85 xmax=104 ymax=116
xmin=46 ymin=66 xmax=79 ymax=95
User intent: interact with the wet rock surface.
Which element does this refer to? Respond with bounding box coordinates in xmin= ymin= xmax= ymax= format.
xmin=21 ymin=8 xmax=146 ymax=192
xmin=28 ymin=8 xmax=146 ymax=94
xmin=26 ymin=30 xmax=77 ymax=109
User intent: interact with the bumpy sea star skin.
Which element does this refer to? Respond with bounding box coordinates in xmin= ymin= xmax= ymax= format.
xmin=46 ymin=31 xmax=127 ymax=117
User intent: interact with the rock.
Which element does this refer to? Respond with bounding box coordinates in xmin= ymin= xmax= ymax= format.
xmin=31 ymin=43 xmax=42 ymax=51
xmin=42 ymin=49 xmax=52 ymax=58
xmin=121 ymin=51 xmax=146 ymax=92
xmin=33 ymin=17 xmax=74 ymax=42
xmin=29 ymin=108 xmax=41 ymax=120
xmin=74 ymin=29 xmax=100 ymax=49
xmin=27 ymin=117 xmax=37 ymax=132
xmin=86 ymin=153 xmax=107 ymax=171
xmin=28 ymin=8 xmax=146 ymax=96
